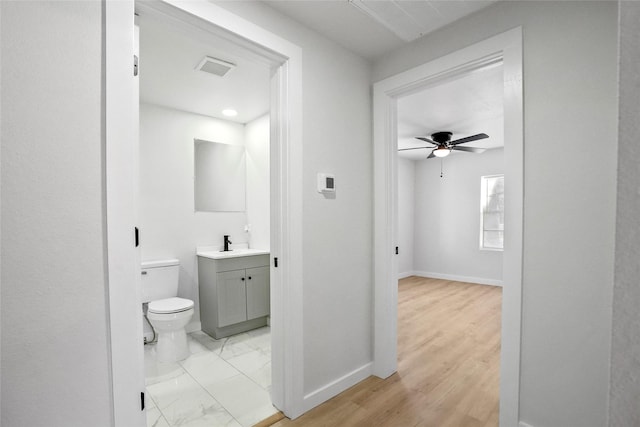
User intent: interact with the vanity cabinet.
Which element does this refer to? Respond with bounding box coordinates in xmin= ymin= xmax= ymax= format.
xmin=217 ymin=266 xmax=269 ymax=327
xmin=198 ymin=254 xmax=270 ymax=339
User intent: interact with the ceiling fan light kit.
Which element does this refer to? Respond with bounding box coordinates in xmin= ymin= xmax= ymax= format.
xmin=433 ymin=147 xmax=451 ymax=158
xmin=399 ymin=131 xmax=490 ymax=160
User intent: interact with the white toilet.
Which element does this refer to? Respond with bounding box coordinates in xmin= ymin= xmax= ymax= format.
xmin=141 ymin=259 xmax=194 ymax=363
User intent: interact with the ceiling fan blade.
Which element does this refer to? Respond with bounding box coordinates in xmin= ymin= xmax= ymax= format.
xmin=426 ymin=151 xmax=436 ymax=159
xmin=452 ymin=146 xmax=486 ymax=153
xmin=450 ymin=133 xmax=489 ymax=145
xmin=415 ymin=136 xmax=437 ymax=145
xmin=398 ymin=146 xmax=432 ymax=151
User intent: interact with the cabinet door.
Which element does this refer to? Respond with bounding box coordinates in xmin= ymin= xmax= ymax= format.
xmin=216 ymin=270 xmax=247 ymax=327
xmin=246 ymin=266 xmax=270 ymax=320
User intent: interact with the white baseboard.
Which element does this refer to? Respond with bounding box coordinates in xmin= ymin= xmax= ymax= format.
xmin=303 ymin=362 xmax=373 ymax=412
xmin=398 ymin=271 xmax=414 ymax=279
xmin=410 ymin=271 xmax=503 ymax=287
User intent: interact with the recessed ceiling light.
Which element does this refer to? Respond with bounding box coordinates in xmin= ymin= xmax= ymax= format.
xmin=222 ymin=109 xmax=238 ymax=117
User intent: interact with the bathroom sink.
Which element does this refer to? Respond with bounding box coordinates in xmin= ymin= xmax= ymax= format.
xmin=196 ymin=247 xmax=270 ymax=260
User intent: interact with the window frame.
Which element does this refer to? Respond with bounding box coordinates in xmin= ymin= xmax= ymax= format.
xmin=480 ymin=174 xmax=505 ymax=251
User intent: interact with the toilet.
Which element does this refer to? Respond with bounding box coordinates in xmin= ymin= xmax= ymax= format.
xmin=141 ymin=259 xmax=194 ymax=363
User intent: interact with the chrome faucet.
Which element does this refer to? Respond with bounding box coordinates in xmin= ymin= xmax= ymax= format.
xmin=223 ymin=235 xmax=232 ymax=252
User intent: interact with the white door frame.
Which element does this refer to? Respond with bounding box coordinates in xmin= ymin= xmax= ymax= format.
xmin=372 ymin=28 xmax=523 ymax=427
xmin=105 ymin=1 xmax=304 ymax=425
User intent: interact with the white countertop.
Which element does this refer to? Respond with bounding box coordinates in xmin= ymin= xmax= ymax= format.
xmin=196 ymin=247 xmax=270 ymax=260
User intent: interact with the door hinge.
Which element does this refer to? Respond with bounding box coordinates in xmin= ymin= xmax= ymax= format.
xmin=274 ymin=257 xmax=278 ymax=268
xmin=135 ymin=227 xmax=139 ymax=247
xmin=141 ymin=392 xmax=145 ymax=411
xmin=134 ymin=55 xmax=139 ymax=77
xmin=395 ymin=246 xmax=399 ymax=255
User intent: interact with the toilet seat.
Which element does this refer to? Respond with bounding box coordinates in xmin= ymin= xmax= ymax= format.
xmin=148 ymin=297 xmax=194 ymax=314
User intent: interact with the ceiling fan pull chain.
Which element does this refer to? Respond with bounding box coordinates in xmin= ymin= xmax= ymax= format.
xmin=440 ymin=159 xmax=444 ymax=178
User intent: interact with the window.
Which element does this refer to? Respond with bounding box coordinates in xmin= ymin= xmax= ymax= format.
xmin=481 ymin=174 xmax=504 ymax=250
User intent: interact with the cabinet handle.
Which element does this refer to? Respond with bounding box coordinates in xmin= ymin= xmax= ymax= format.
xmin=248 ymin=276 xmax=252 ymax=280
xmin=241 ymin=277 xmax=245 ymax=281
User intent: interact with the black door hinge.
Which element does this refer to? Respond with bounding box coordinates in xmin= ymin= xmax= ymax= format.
xmin=135 ymin=227 xmax=139 ymax=247
xmin=395 ymin=246 xmax=399 ymax=255
xmin=134 ymin=55 xmax=139 ymax=76
xmin=274 ymin=257 xmax=278 ymax=268
xmin=141 ymin=392 xmax=145 ymax=411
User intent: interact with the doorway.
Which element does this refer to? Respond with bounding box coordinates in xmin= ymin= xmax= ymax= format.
xmin=105 ymin=1 xmax=304 ymax=425
xmin=373 ymin=28 xmax=523 ymax=427
xmin=395 ymin=61 xmax=505 ymax=425
xmin=136 ymin=10 xmax=276 ymax=426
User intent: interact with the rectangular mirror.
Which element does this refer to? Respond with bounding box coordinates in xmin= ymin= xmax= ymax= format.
xmin=194 ymin=139 xmax=246 ymax=212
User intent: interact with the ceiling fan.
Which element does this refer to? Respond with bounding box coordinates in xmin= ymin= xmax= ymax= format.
xmin=399 ymin=131 xmax=489 ymax=158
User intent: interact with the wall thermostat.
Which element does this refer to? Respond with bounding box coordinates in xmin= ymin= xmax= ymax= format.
xmin=317 ymin=173 xmax=335 ymax=193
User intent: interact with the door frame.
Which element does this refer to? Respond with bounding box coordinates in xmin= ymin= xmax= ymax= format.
xmin=105 ymin=1 xmax=304 ymax=425
xmin=372 ymin=28 xmax=524 ymax=427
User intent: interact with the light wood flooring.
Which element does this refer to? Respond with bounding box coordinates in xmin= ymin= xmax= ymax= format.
xmin=266 ymin=276 xmax=502 ymax=427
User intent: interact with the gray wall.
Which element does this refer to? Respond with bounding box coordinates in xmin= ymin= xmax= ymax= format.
xmin=1 ymin=1 xmax=630 ymax=426
xmin=397 ymin=158 xmax=415 ymax=277
xmin=413 ymin=148 xmax=503 ymax=283
xmin=212 ymin=1 xmax=374 ymax=398
xmin=609 ymin=2 xmax=640 ymax=426
xmin=245 ymin=114 xmax=271 ymax=252
xmin=374 ymin=2 xmax=618 ymax=427
xmin=1 ymin=2 xmax=113 ymax=426
xmin=1 ymin=0 xmax=372 ymax=421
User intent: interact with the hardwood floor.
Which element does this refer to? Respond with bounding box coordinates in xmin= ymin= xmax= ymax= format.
xmin=266 ymin=277 xmax=502 ymax=427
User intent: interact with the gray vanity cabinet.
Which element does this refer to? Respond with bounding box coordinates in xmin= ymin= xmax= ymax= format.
xmin=216 ymin=269 xmax=248 ymax=327
xmin=245 ymin=266 xmax=270 ymax=319
xmin=198 ymin=254 xmax=270 ymax=339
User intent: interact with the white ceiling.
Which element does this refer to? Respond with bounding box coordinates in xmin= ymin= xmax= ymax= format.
xmin=397 ymin=63 xmax=504 ymax=160
xmin=138 ymin=15 xmax=271 ymax=124
xmin=264 ymin=0 xmax=498 ymax=61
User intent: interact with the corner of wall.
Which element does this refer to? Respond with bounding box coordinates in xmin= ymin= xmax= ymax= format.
xmin=412 ymin=271 xmax=503 ymax=287
xmin=302 ymin=363 xmax=373 ymax=413
xmin=398 ymin=271 xmax=415 ymax=280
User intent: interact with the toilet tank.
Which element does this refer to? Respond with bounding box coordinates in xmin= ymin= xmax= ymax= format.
xmin=141 ymin=258 xmax=180 ymax=303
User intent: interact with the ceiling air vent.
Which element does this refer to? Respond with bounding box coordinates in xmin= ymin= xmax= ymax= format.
xmin=195 ymin=56 xmax=236 ymax=77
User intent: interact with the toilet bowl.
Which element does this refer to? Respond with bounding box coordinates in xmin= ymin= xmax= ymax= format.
xmin=147 ymin=297 xmax=194 ymax=363
xmin=141 ymin=259 xmax=194 ymax=363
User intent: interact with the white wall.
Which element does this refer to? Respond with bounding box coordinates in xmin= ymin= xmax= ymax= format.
xmin=214 ymin=1 xmax=373 ymax=400
xmin=609 ymin=2 xmax=640 ymax=426
xmin=1 ymin=2 xmax=113 ymax=426
xmin=139 ymin=104 xmax=269 ymax=334
xmin=1 ymin=2 xmax=4 ymax=423
xmin=374 ymin=2 xmax=618 ymax=426
xmin=413 ymin=148 xmax=503 ymax=285
xmin=1 ymin=1 xmax=370 ymax=421
xmin=397 ymin=158 xmax=415 ymax=277
xmin=245 ymin=114 xmax=270 ymax=250
xmin=2 ymin=2 xmax=625 ymax=426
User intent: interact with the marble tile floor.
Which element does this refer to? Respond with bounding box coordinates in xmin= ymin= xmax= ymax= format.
xmin=144 ymin=327 xmax=277 ymax=427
